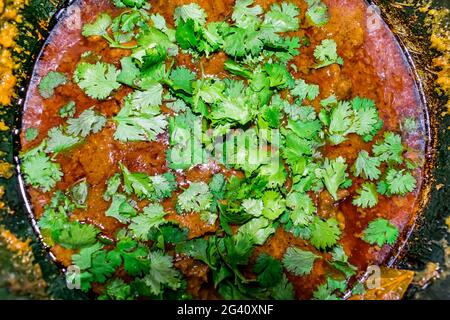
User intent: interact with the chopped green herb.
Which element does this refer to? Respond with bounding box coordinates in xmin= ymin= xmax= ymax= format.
xmin=314 ymin=39 xmax=343 ymax=68
xmin=59 ymin=101 xmax=76 ymax=118
xmin=74 ymin=62 xmax=121 ymax=100
xmin=25 ymin=127 xmax=39 ymax=142
xmin=282 ymin=247 xmax=320 ymax=276
xmin=363 ymin=218 xmax=399 ymax=246
xmin=67 ymin=108 xmax=107 ymax=137
xmin=39 ymin=71 xmax=68 ymax=99
xmin=353 ymin=182 xmax=378 ymax=208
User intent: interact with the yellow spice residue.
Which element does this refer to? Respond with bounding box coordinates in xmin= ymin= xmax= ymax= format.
xmin=0 ymin=228 xmax=32 ymax=255
xmin=0 ymin=120 xmax=8 ymax=131
xmin=0 ymin=226 xmax=48 ymax=298
xmin=414 ymin=262 xmax=440 ymax=287
xmin=0 ymin=160 xmax=13 ymax=178
xmin=0 ymin=185 xmax=5 ymax=210
xmin=0 ymin=0 xmax=28 ymax=106
xmin=427 ymin=8 xmax=450 ymax=114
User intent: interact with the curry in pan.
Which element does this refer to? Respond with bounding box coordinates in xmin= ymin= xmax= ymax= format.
xmin=20 ymin=0 xmax=427 ymax=299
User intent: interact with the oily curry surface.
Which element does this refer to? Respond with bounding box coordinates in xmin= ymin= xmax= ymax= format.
xmin=20 ymin=0 xmax=427 ymax=299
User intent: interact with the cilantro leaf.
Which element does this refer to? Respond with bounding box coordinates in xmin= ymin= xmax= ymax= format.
xmin=174 ymin=3 xmax=207 ymax=26
xmin=281 ymin=97 xmax=316 ymax=120
xmin=151 ymin=14 xmax=169 ymax=33
xmin=282 ymin=132 xmax=314 ymax=164
xmin=57 ymin=222 xmax=99 ymax=249
xmin=210 ymin=174 xmax=227 ymax=200
xmin=74 ymin=62 xmax=121 ymax=100
xmin=265 ymin=63 xmax=295 ymax=89
xmin=168 ymin=67 xmax=196 ymax=94
xmin=111 ymin=239 xmax=149 ymax=276
xmin=90 ymin=250 xmax=121 ymax=283
xmin=270 ymin=36 xmax=301 ymax=62
xmin=287 ymin=118 xmax=322 ymax=140
xmin=21 ymin=146 xmax=63 ymax=192
xmin=313 ymin=277 xmax=343 ymax=300
xmin=176 ymin=238 xmax=217 ymax=269
xmin=193 ymin=78 xmax=225 ymax=111
xmin=73 ymin=249 xmax=121 ymax=291
xmin=286 ymin=192 xmax=315 ymax=226
xmin=82 ymin=13 xmax=112 ymax=38
xmin=223 ymin=27 xmax=264 ymax=58
xmin=310 ymin=217 xmax=341 ymax=250
xmin=150 ymin=225 xmax=189 ymax=245
xmin=351 ymin=97 xmax=383 ymax=141
xmin=232 ymin=0 xmax=263 ymax=29
xmin=327 ymin=97 xmax=382 ymax=144
xmin=166 ymin=97 xmax=188 ymax=113
xmin=175 ymin=19 xmax=199 ymax=50
xmin=319 ymin=157 xmax=349 ymax=201
xmin=177 ymin=182 xmax=212 ymax=214
xmin=314 ymin=39 xmax=343 ymax=68
xmin=113 ymin=101 xmax=167 ymax=142
xmin=67 ymin=108 xmax=107 ymax=137
xmin=353 ymin=182 xmax=378 ymax=208
xmin=210 ymin=79 xmax=257 ymax=125
xmin=282 ymin=247 xmax=320 ymax=276
xmin=237 ymin=217 xmax=275 ymax=245
xmin=144 ymin=251 xmax=182 ymax=295
xmin=71 ymin=179 xmax=89 ymax=206
xmin=330 ymin=245 xmax=357 ymax=277
xmin=260 ymin=103 xmax=283 ymax=128
xmin=120 ymin=164 xmax=155 ymax=200
xmin=101 ymin=279 xmax=132 ymax=300
xmin=25 ymin=128 xmax=39 ymax=142
xmin=254 ymin=253 xmax=283 ymax=288
xmin=373 ymin=132 xmax=405 ymax=164
xmin=291 ymin=79 xmax=320 ymax=102
xmin=219 ymin=233 xmax=254 ymax=268
xmin=126 ymin=85 xmax=164 ymax=110
xmin=328 ymin=101 xmax=353 ymax=140
xmin=271 ymin=275 xmax=295 ymax=300
xmin=59 ymin=101 xmax=76 ymax=118
xmin=72 ymin=243 xmax=103 ymax=270
xmin=262 ymin=191 xmax=286 ymax=220
xmin=258 ymin=160 xmax=287 ymax=188
xmin=129 ymin=204 xmax=168 ymax=240
xmin=150 ymin=173 xmax=177 ymax=200
xmin=263 ymin=2 xmax=300 ymax=33
xmin=39 ymin=71 xmax=68 ymax=99
xmin=352 ymin=150 xmax=381 ymax=181
xmin=106 ymin=194 xmax=137 ymax=223
xmin=45 ymin=127 xmax=80 ymax=154
xmin=385 ymin=169 xmax=417 ymax=195
xmin=306 ymin=0 xmax=329 ymax=26
xmin=103 ymin=174 xmax=122 ymax=201
xmin=113 ymin=0 xmax=147 ymax=9
xmin=117 ymin=57 xmax=140 ymax=86
xmin=167 ymin=109 xmax=205 ymax=169
xmin=363 ymin=218 xmax=399 ymax=246
xmin=38 ymin=207 xmax=69 ymax=242
xmin=242 ymin=199 xmax=264 ymax=217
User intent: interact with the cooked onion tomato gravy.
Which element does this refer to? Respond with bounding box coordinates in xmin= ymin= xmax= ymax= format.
xmin=20 ymin=0 xmax=427 ymax=300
